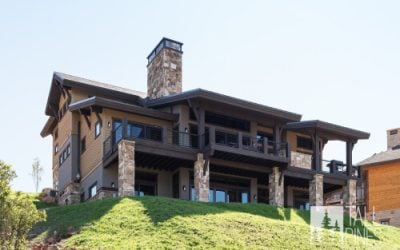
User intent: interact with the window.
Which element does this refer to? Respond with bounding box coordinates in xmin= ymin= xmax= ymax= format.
xmin=89 ymin=183 xmax=97 ymax=198
xmin=380 ymin=219 xmax=390 ymax=225
xmin=297 ymin=136 xmax=313 ymax=151
xmin=216 ymin=190 xmax=226 ymax=202
xmin=205 ymin=111 xmax=250 ymax=131
xmin=81 ymin=137 xmax=86 ymax=154
xmin=95 ymin=121 xmax=101 ymax=138
xmin=215 ymin=131 xmax=238 ymax=147
xmin=127 ymin=122 xmax=162 ymax=142
xmin=58 ymin=143 xmax=71 ymax=167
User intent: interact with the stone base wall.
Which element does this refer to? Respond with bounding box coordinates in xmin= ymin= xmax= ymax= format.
xmin=118 ymin=140 xmax=135 ymax=197
xmin=269 ymin=167 xmax=284 ymax=206
xmin=290 ymin=151 xmax=312 ymax=169
xmin=194 ymin=153 xmax=209 ymax=202
xmin=367 ymin=208 xmax=400 ymax=227
xmin=309 ymin=174 xmax=324 ymax=206
xmin=97 ymin=189 xmax=118 ymax=199
xmin=58 ymin=182 xmax=80 ymax=205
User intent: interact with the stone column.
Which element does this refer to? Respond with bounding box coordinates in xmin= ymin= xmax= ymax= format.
xmin=343 ymin=179 xmax=357 ymax=217
xmin=269 ymin=167 xmax=284 ymax=206
xmin=309 ymin=174 xmax=324 ymax=206
xmin=194 ymin=153 xmax=209 ymax=202
xmin=250 ymin=178 xmax=258 ymax=203
xmin=118 ymin=140 xmax=135 ymax=197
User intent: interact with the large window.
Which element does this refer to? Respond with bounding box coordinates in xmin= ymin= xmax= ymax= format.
xmin=205 ymin=111 xmax=250 ymax=132
xmin=297 ymin=136 xmax=313 ymax=151
xmin=215 ymin=131 xmax=238 ymax=147
xmin=127 ymin=122 xmax=162 ymax=142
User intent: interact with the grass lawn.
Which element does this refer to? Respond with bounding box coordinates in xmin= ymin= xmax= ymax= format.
xmin=30 ymin=196 xmax=400 ymax=249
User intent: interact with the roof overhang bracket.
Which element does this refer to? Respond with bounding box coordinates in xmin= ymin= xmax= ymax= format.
xmin=79 ymin=109 xmax=91 ymax=128
xmin=187 ymin=99 xmax=199 ymax=121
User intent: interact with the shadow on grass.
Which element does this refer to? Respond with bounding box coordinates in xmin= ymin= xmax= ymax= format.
xmin=29 ymin=198 xmax=118 ymax=241
xmin=137 ymin=196 xmax=380 ymax=241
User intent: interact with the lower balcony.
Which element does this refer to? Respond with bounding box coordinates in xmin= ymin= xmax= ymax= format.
xmin=290 ymin=151 xmax=360 ymax=178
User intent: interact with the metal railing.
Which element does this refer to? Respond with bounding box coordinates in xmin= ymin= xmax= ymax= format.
xmin=322 ymin=159 xmax=360 ymax=177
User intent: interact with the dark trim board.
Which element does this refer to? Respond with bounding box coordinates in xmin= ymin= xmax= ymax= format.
xmin=146 ymin=88 xmax=302 ymax=122
xmin=69 ymin=96 xmax=178 ymax=122
xmin=284 ymin=120 xmax=370 ymax=141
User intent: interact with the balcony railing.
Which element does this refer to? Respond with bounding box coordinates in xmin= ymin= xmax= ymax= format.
xmin=204 ymin=128 xmax=289 ymax=158
xmin=103 ymin=123 xmax=200 ymax=158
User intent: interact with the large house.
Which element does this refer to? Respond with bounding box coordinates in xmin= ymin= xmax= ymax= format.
xmin=40 ymin=38 xmax=369 ymax=215
xmin=359 ymin=129 xmax=400 ymax=226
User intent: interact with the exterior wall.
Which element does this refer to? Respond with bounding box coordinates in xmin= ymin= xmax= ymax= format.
xmin=147 ymin=48 xmax=182 ymax=99
xmin=365 ymin=162 xmax=400 ymax=212
xmin=367 ymin=208 xmax=400 ymax=227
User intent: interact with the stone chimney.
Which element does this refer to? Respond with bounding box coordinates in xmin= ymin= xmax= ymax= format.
xmin=147 ymin=38 xmax=183 ymax=99
xmin=387 ymin=128 xmax=400 ymax=150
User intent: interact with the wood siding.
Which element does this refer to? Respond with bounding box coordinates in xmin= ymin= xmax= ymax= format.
xmin=365 ymin=161 xmax=400 ymax=212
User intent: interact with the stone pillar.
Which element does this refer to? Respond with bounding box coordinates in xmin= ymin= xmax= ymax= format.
xmin=343 ymin=179 xmax=357 ymax=217
xmin=118 ymin=140 xmax=135 ymax=197
xmin=194 ymin=153 xmax=209 ymax=202
xmin=250 ymin=178 xmax=258 ymax=203
xmin=269 ymin=167 xmax=284 ymax=206
xmin=309 ymin=174 xmax=324 ymax=206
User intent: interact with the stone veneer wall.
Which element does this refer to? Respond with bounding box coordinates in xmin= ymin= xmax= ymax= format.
xmin=118 ymin=140 xmax=135 ymax=197
xmin=194 ymin=153 xmax=209 ymax=202
xmin=147 ymin=48 xmax=182 ymax=99
xmin=343 ymin=179 xmax=357 ymax=217
xmin=367 ymin=208 xmax=400 ymax=227
xmin=269 ymin=167 xmax=284 ymax=206
xmin=58 ymin=182 xmax=80 ymax=205
xmin=309 ymin=174 xmax=324 ymax=206
xmin=290 ymin=151 xmax=312 ymax=169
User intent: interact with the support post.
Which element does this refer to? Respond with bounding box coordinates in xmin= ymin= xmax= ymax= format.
xmin=250 ymin=178 xmax=258 ymax=203
xmin=269 ymin=167 xmax=284 ymax=206
xmin=198 ymin=108 xmax=205 ymax=149
xmin=346 ymin=141 xmax=355 ymax=177
xmin=313 ymin=132 xmax=321 ymax=172
xmin=309 ymin=174 xmax=324 ymax=206
xmin=118 ymin=140 xmax=135 ymax=197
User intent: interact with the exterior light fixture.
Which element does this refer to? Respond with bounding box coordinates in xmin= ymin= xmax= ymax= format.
xmin=182 ymin=185 xmax=187 ymax=191
xmin=75 ymin=173 xmax=81 ymax=182
xmin=108 ymin=121 xmax=111 ymax=128
xmin=111 ymin=182 xmax=115 ymax=188
xmin=253 ymin=194 xmax=257 ymax=200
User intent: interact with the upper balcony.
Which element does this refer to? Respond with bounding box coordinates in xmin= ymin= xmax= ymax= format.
xmin=202 ymin=128 xmax=289 ymax=166
xmin=103 ymin=123 xmax=289 ymax=167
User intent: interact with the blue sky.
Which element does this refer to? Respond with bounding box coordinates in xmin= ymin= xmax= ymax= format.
xmin=1 ymin=1 xmax=399 ymax=192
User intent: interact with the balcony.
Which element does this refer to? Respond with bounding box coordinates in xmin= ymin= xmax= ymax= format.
xmin=103 ymin=123 xmax=289 ymax=167
xmin=202 ymin=128 xmax=289 ymax=166
xmin=289 ymin=151 xmax=360 ymax=178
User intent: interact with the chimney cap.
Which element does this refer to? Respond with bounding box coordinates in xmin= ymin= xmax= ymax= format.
xmin=147 ymin=37 xmax=183 ymax=64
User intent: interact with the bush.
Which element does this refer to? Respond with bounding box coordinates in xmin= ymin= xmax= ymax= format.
xmin=0 ymin=160 xmax=46 ymax=249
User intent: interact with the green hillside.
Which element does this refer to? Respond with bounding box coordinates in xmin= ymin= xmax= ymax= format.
xmin=30 ymin=196 xmax=400 ymax=249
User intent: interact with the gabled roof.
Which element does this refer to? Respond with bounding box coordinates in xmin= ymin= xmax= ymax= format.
xmin=45 ymin=72 xmax=146 ymax=116
xmin=358 ymin=149 xmax=400 ymax=166
xmin=145 ymin=88 xmax=302 ymax=122
xmin=284 ymin=120 xmax=370 ymax=141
